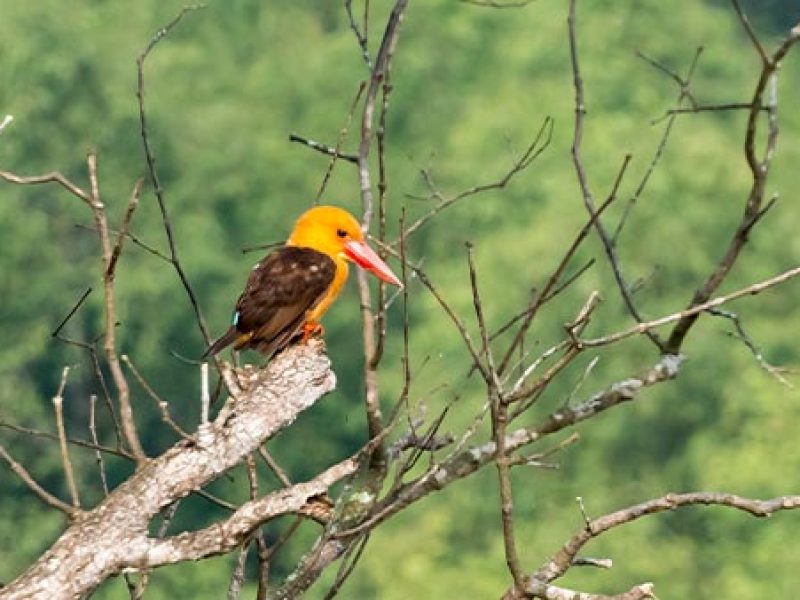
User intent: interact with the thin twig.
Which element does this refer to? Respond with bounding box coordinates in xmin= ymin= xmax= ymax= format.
xmin=314 ymin=81 xmax=367 ymax=203
xmin=122 ymin=354 xmax=193 ymax=441
xmin=257 ymin=446 xmax=292 ymax=488
xmin=49 ymin=286 xmax=125 ymax=450
xmin=708 ymin=308 xmax=795 ymax=388
xmin=461 ymin=0 xmax=534 ymax=7
xmin=51 ymin=287 xmax=93 ymax=340
xmin=414 ymin=265 xmax=492 ymax=385
xmin=0 ymin=169 xmax=91 ymax=203
xmin=0 ymin=443 xmax=77 ymax=517
xmin=665 ymin=16 xmax=800 ymax=353
xmin=397 ymin=116 xmax=553 ymax=245
xmin=106 ymin=178 xmax=144 ymax=278
xmin=75 ymin=223 xmax=172 ymax=263
xmin=136 ymin=4 xmax=213 ymax=349
xmin=466 ymin=243 xmax=523 ymax=584
xmin=368 ymin=77 xmax=395 ymax=370
xmin=88 ymin=395 xmax=110 ymax=495
xmin=585 ymin=264 xmax=800 ymax=348
xmin=321 ymin=534 xmax=371 ymax=600
xmin=201 ymin=362 xmax=210 ymax=424
xmin=345 ymin=0 xmax=372 ymax=68
xmin=52 ymin=367 xmax=81 ymax=509
xmin=615 ymin=47 xmax=703 ymax=240
xmin=568 ymin=0 xmax=661 ymax=351
xmin=243 ymin=454 xmax=271 ymax=597
xmin=0 ymin=420 xmax=131 ymax=458
xmin=496 ymin=182 xmax=619 ymax=375
xmin=289 ymin=133 xmax=359 ymax=164
xmin=653 ymin=102 xmax=760 ymax=123
xmin=731 ymin=0 xmax=768 ymax=65
xmin=508 ymin=291 xmax=600 ymax=411
xmin=226 ymin=542 xmax=249 ymax=600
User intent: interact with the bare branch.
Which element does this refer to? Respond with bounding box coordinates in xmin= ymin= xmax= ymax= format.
xmin=0 ymin=443 xmax=77 ymax=518
xmin=496 ymin=177 xmax=617 ymax=375
xmin=708 ymin=307 xmax=795 ymax=388
xmin=356 ymin=0 xmax=410 ymax=466
xmin=585 ymin=264 xmax=800 ymax=348
xmin=314 ymin=80 xmax=367 ymax=202
xmin=518 ymin=491 xmax=800 ymax=597
xmin=731 ymin=0 xmax=768 ymax=65
xmin=88 ymin=395 xmax=110 ymax=496
xmin=568 ymin=0 xmax=661 ymax=351
xmin=52 ymin=367 xmax=81 ymax=509
xmin=136 ymin=4 xmax=214 ymax=348
xmin=106 ymin=178 xmax=144 ymax=279
xmin=289 ymin=132 xmax=359 ymax=164
xmin=4 ymin=341 xmax=336 ymax=598
xmin=398 ymin=116 xmax=553 ymax=244
xmin=615 ymin=47 xmax=703 ymax=241
xmin=321 ymin=533 xmax=371 ymax=600
xmin=0 ymin=169 xmax=91 ymax=203
xmin=0 ymin=420 xmax=131 ymax=458
xmin=51 ymin=288 xmax=93 ymax=341
xmin=226 ymin=540 xmax=249 ymax=600
xmin=122 ymin=354 xmax=193 ymax=442
xmin=345 ymin=0 xmax=372 ymax=68
xmin=75 ymin=222 xmax=172 ymax=263
xmin=332 ymin=354 xmax=682 ymax=539
xmin=465 ymin=243 xmax=523 ymax=583
xmin=201 ymin=362 xmax=210 ymax=425
xmin=461 ymin=0 xmax=535 ymax=8
xmin=413 ymin=264 xmax=492 ymax=384
xmin=257 ymin=446 xmax=292 ymax=488
xmin=86 ymin=152 xmax=146 ymax=463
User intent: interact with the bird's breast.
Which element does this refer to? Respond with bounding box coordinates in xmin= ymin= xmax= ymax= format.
xmin=307 ymin=258 xmax=348 ymax=323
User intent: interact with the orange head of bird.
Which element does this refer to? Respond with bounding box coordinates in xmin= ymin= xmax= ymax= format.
xmin=286 ymin=205 xmax=402 ymax=287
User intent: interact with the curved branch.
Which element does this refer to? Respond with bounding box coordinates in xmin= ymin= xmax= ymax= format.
xmin=503 ymin=492 xmax=800 ymax=598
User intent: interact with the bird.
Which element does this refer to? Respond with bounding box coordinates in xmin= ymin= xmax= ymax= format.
xmin=203 ymin=205 xmax=402 ymax=358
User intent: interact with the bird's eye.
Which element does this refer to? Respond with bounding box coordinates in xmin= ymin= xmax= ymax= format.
xmin=336 ymin=228 xmax=348 ymax=239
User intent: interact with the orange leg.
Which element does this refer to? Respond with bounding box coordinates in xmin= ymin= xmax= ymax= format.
xmin=301 ymin=321 xmax=325 ymax=342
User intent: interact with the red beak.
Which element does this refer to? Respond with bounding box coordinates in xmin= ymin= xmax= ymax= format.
xmin=344 ymin=240 xmax=402 ymax=287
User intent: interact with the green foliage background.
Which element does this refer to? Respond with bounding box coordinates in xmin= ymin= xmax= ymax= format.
xmin=1 ymin=0 xmax=800 ymax=597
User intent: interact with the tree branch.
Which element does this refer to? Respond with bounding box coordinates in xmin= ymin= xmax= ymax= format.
xmin=355 ymin=0 xmax=409 ymax=466
xmin=504 ymin=491 xmax=800 ymax=598
xmin=2 ymin=341 xmax=335 ymax=599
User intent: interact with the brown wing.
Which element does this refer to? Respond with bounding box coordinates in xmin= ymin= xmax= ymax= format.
xmin=232 ymin=246 xmax=335 ymax=356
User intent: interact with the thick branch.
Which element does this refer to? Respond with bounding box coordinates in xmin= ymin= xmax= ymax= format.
xmin=1 ymin=342 xmax=335 ymax=600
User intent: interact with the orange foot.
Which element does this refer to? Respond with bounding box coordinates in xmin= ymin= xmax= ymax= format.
xmin=301 ymin=321 xmax=325 ymax=342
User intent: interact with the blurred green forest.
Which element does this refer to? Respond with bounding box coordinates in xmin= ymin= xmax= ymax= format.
xmin=2 ymin=0 xmax=800 ymax=597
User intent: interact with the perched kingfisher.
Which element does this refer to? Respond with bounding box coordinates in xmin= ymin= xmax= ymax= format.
xmin=204 ymin=205 xmax=401 ymax=357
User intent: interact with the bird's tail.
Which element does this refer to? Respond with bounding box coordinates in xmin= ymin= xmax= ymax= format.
xmin=202 ymin=327 xmax=240 ymax=358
